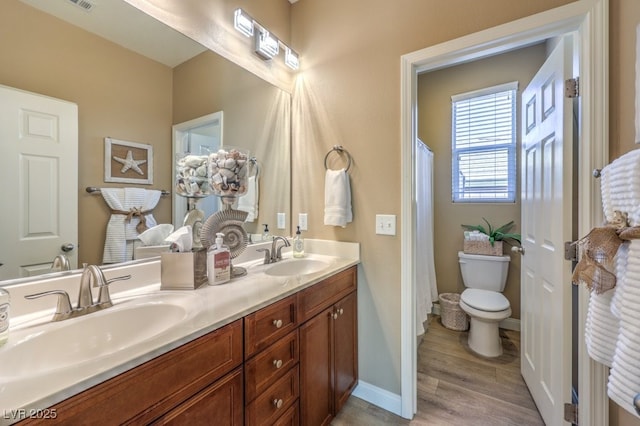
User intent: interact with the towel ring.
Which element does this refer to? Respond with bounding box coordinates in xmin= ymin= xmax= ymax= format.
xmin=324 ymin=145 xmax=352 ymax=172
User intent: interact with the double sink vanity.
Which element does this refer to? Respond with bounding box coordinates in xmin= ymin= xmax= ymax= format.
xmin=0 ymin=239 xmax=359 ymax=425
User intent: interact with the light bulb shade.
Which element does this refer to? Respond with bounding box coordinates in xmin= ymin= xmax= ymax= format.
xmin=234 ymin=9 xmax=253 ymax=37
xmin=255 ymin=29 xmax=279 ymax=59
xmin=284 ymin=47 xmax=299 ymax=70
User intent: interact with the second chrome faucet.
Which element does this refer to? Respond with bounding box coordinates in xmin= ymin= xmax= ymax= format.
xmin=25 ymin=264 xmax=131 ymax=322
xmin=257 ymin=236 xmax=291 ymax=265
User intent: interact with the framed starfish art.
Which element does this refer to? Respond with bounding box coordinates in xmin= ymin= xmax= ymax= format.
xmin=104 ymin=137 xmax=154 ymax=184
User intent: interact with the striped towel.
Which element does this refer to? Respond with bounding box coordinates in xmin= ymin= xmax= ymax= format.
xmin=102 ymin=188 xmax=161 ymax=263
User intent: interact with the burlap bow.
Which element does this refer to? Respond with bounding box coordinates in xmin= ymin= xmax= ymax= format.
xmin=572 ymin=211 xmax=640 ymax=294
xmin=111 ymin=207 xmax=153 ymax=234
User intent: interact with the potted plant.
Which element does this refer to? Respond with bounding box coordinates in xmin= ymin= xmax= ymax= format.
xmin=461 ymin=218 xmax=521 ymax=255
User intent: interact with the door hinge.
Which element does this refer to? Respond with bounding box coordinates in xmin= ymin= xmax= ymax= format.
xmin=564 ymin=241 xmax=578 ymax=262
xmin=564 ymin=402 xmax=579 ymax=424
xmin=565 ymin=77 xmax=579 ymax=98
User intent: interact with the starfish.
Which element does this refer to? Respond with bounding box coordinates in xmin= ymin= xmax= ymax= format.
xmin=113 ymin=150 xmax=147 ymax=175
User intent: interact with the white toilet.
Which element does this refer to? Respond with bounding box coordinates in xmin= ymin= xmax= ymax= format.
xmin=457 ymin=251 xmax=511 ymax=357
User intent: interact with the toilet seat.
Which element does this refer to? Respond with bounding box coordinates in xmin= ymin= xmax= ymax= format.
xmin=461 ymin=289 xmax=510 ymax=312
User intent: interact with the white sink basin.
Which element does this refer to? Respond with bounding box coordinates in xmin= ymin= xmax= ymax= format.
xmin=265 ymin=258 xmax=330 ymax=277
xmin=0 ymin=295 xmax=192 ymax=380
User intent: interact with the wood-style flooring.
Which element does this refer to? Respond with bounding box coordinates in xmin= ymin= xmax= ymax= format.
xmin=331 ymin=315 xmax=544 ymax=425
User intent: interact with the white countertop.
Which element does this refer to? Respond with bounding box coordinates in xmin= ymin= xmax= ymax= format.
xmin=0 ymin=239 xmax=359 ymax=423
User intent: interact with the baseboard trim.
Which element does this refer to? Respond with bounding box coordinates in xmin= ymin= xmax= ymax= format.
xmin=430 ymin=303 xmax=520 ymax=331
xmin=351 ymin=380 xmax=402 ymax=417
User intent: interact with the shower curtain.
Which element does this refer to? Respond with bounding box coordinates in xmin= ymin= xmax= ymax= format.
xmin=415 ymin=140 xmax=438 ymax=337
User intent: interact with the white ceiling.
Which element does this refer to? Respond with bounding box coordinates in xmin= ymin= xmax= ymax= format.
xmin=19 ymin=0 xmax=207 ymax=68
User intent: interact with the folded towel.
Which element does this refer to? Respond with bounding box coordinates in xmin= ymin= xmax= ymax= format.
xmin=324 ymin=169 xmax=352 ymax=227
xmin=102 ymin=188 xmax=161 ymax=263
xmin=585 ymin=289 xmax=619 ymax=367
xmin=237 ymin=176 xmax=259 ymax=222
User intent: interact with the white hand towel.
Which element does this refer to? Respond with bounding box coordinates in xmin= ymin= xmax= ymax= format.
xmin=101 ymin=188 xmax=161 ymax=263
xmin=237 ymin=176 xmax=259 ymax=222
xmin=324 ymin=169 xmax=352 ymax=227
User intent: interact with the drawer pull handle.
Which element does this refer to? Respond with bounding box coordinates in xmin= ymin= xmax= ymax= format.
xmin=273 ymin=398 xmax=284 ymax=409
xmin=273 ymin=319 xmax=283 ymax=328
xmin=273 ymin=359 xmax=283 ymax=369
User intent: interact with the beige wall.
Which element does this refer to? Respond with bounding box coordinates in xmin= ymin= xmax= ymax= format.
xmin=291 ymin=0 xmax=574 ymax=396
xmin=172 ymin=50 xmax=291 ymax=236
xmin=0 ymin=0 xmax=173 ymax=266
xmin=417 ymin=44 xmax=548 ymax=320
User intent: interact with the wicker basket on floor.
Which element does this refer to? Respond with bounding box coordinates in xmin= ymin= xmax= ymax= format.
xmin=439 ymin=293 xmax=469 ymax=331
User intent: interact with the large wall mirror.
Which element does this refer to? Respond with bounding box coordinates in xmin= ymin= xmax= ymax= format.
xmin=0 ymin=0 xmax=291 ymax=283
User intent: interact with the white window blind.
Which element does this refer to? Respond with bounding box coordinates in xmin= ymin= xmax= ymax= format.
xmin=451 ymin=82 xmax=517 ymax=203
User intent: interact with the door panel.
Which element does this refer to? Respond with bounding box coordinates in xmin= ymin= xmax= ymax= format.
xmin=520 ymin=36 xmax=574 ymax=425
xmin=0 ymin=85 xmax=78 ymax=279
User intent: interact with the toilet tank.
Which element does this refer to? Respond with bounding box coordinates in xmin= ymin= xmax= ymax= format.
xmin=458 ymin=251 xmax=510 ymax=291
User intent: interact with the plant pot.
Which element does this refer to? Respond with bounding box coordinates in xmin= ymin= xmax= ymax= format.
xmin=463 ymin=240 xmax=503 ymax=256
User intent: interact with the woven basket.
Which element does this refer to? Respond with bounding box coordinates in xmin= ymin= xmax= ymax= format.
xmin=439 ymin=293 xmax=469 ymax=331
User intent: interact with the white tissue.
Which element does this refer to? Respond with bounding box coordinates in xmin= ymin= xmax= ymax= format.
xmin=164 ymin=225 xmax=193 ymax=252
xmin=138 ymin=224 xmax=174 ymax=246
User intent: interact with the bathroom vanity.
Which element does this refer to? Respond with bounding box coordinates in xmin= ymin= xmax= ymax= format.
xmin=2 ymin=240 xmax=359 ymax=425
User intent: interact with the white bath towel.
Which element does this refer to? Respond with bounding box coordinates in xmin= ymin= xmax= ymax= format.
xmin=101 ymin=188 xmax=161 ymax=263
xmin=324 ymin=168 xmax=352 ymax=227
xmin=237 ymin=175 xmax=259 ymax=222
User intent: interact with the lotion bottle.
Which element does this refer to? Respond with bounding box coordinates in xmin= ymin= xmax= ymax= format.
xmin=207 ymin=232 xmax=230 ymax=285
xmin=293 ymin=226 xmax=305 ymax=258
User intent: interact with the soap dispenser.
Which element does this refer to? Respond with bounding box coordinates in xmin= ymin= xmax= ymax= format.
xmin=207 ymin=232 xmax=230 ymax=285
xmin=262 ymin=224 xmax=270 ymax=241
xmin=293 ymin=226 xmax=305 ymax=258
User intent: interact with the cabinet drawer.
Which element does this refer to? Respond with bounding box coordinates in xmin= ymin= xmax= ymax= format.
xmin=151 ymin=367 xmax=244 ymax=425
xmin=298 ymin=266 xmax=356 ymax=322
xmin=245 ymin=365 xmax=299 ymax=426
xmin=272 ymin=402 xmax=299 ymax=426
xmin=245 ymin=330 xmax=299 ymax=403
xmin=24 ymin=319 xmax=244 ymax=425
xmin=245 ymin=295 xmax=297 ymax=358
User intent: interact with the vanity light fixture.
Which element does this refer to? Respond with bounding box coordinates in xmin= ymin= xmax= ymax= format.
xmin=255 ymin=28 xmax=279 ymax=59
xmin=234 ymin=8 xmax=254 ymax=37
xmin=233 ymin=8 xmax=300 ymax=70
xmin=284 ymin=47 xmax=299 ymax=70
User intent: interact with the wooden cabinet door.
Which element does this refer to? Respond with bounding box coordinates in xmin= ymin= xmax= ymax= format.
xmin=151 ymin=367 xmax=243 ymax=426
xmin=333 ymin=291 xmax=358 ymax=413
xmin=299 ymin=307 xmax=334 ymax=426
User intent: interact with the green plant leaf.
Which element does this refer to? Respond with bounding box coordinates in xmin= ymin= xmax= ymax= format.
xmin=482 ymin=218 xmax=494 ymax=235
xmin=494 ymin=220 xmax=515 ymax=235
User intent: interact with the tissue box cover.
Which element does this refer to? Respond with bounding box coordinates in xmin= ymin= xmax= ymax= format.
xmin=463 ymin=240 xmax=503 ymax=256
xmin=160 ymin=249 xmax=207 ymax=290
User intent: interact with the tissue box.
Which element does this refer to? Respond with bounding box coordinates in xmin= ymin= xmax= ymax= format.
xmin=160 ymin=249 xmax=208 ymax=290
xmin=135 ymin=244 xmax=171 ymax=260
xmin=463 ymin=240 xmax=503 ymax=256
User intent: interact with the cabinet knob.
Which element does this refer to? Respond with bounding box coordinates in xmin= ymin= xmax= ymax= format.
xmin=338 ymin=308 xmax=344 ymax=315
xmin=273 ymin=398 xmax=284 ymax=409
xmin=272 ymin=319 xmax=283 ymax=328
xmin=273 ymin=359 xmax=283 ymax=369
xmin=332 ymin=313 xmax=338 ymax=320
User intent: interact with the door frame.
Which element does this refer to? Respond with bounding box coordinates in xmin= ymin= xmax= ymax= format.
xmin=399 ymin=0 xmax=608 ymax=424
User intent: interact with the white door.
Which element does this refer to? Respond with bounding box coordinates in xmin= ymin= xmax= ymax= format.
xmin=0 ymin=85 xmax=78 ymax=280
xmin=520 ymin=36 xmax=574 ymax=425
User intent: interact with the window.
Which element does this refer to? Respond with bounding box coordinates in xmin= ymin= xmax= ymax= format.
xmin=451 ymin=82 xmax=517 ymax=203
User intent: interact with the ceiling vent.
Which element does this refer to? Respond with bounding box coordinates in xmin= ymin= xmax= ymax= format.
xmin=67 ymin=0 xmax=96 ymax=12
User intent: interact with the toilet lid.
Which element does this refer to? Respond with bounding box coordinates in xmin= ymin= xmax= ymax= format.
xmin=461 ymin=289 xmax=510 ymax=312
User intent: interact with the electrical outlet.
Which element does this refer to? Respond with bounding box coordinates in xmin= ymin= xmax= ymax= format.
xmin=277 ymin=212 xmax=286 ymax=229
xmin=298 ymin=213 xmax=308 ymax=231
xmin=375 ymin=214 xmax=396 ymax=235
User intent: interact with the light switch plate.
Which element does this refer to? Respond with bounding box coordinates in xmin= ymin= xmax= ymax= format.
xmin=376 ymin=214 xmax=396 ymax=235
xmin=298 ymin=213 xmax=308 ymax=231
xmin=277 ymin=212 xmax=286 ymax=229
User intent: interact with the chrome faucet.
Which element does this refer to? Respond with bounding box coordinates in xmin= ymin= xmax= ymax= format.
xmin=50 ymin=254 xmax=70 ymax=272
xmin=256 ymin=236 xmax=291 ymax=265
xmin=25 ymin=264 xmax=131 ymax=321
xmin=271 ymin=236 xmax=291 ymax=263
